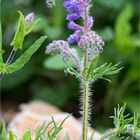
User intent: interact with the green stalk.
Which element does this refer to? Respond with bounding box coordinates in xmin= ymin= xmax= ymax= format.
xmin=82 ymin=7 xmax=89 ymax=140
xmin=82 ymin=80 xmax=89 ymax=140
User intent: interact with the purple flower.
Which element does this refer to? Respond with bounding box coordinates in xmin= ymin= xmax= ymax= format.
xmin=68 ymin=21 xmax=83 ymax=31
xmin=67 ymin=13 xmax=81 ymax=20
xmin=67 ymin=30 xmax=81 ymax=44
xmin=25 ymin=12 xmax=34 ymax=25
xmin=64 ymin=1 xmax=80 ymax=12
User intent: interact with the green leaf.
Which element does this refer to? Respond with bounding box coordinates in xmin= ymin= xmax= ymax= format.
xmin=10 ymin=11 xmax=25 ymax=50
xmin=133 ymin=114 xmax=140 ymax=134
xmin=47 ymin=115 xmax=70 ymax=139
xmin=0 ymin=121 xmax=7 ymax=140
xmin=35 ymin=121 xmax=47 ymax=140
xmin=65 ymin=67 xmax=84 ymax=81
xmin=87 ymin=58 xmax=98 ymax=78
xmin=88 ymin=62 xmax=122 ymax=82
xmin=9 ymin=131 xmax=17 ymax=140
xmin=22 ymin=130 xmax=32 ymax=140
xmin=5 ymin=36 xmax=47 ymax=74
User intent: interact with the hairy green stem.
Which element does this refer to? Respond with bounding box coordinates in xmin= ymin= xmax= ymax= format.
xmin=82 ymin=46 xmax=89 ymax=140
xmin=82 ymin=81 xmax=89 ymax=140
xmin=82 ymin=6 xmax=89 ymax=140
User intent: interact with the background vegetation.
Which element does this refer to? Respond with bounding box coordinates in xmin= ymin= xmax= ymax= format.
xmin=1 ymin=0 xmax=139 ymax=132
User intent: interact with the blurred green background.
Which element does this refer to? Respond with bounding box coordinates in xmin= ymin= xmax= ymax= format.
xmin=1 ymin=0 xmax=139 ymax=132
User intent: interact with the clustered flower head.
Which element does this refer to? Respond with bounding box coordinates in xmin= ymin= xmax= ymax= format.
xmin=78 ymin=31 xmax=104 ymax=60
xmin=78 ymin=31 xmax=104 ymax=48
xmin=46 ymin=40 xmax=81 ymax=70
xmin=46 ymin=40 xmax=69 ymax=54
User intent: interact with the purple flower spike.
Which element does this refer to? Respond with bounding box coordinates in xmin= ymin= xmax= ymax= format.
xmin=64 ymin=0 xmax=94 ymax=46
xmin=25 ymin=12 xmax=34 ymax=25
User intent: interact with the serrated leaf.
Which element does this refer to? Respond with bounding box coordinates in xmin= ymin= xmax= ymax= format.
xmin=11 ymin=11 xmax=25 ymax=50
xmin=5 ymin=36 xmax=47 ymax=74
xmin=22 ymin=130 xmax=32 ymax=140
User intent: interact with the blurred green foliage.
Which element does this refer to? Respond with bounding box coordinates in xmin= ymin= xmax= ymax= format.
xmin=1 ymin=0 xmax=139 ymax=131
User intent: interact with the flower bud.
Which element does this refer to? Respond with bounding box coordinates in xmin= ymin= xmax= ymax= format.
xmin=46 ymin=40 xmax=69 ymax=54
xmin=25 ymin=12 xmax=34 ymax=25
